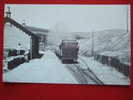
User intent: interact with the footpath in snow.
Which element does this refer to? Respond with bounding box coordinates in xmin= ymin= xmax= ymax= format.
xmin=79 ymin=56 xmax=130 ymax=85
xmin=3 ymin=50 xmax=78 ymax=84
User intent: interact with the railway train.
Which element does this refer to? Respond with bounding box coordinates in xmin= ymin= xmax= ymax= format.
xmin=59 ymin=40 xmax=79 ymax=63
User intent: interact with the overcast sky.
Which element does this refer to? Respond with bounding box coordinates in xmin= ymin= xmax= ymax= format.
xmin=5 ymin=4 xmax=130 ymax=32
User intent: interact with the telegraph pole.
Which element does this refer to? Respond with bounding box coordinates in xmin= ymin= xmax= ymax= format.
xmin=91 ymin=31 xmax=94 ymax=57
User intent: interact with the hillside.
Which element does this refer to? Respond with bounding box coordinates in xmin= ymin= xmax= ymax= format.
xmin=78 ymin=29 xmax=130 ymax=64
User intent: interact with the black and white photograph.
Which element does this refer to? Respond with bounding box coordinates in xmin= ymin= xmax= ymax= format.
xmin=3 ymin=4 xmax=131 ymax=85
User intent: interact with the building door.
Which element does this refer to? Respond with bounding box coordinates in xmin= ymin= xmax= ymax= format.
xmin=31 ymin=36 xmax=39 ymax=59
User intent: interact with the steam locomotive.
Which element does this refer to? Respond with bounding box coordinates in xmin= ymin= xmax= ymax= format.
xmin=59 ymin=40 xmax=79 ymax=63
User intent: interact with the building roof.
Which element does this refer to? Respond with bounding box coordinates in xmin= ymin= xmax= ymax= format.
xmin=25 ymin=26 xmax=49 ymax=35
xmin=4 ymin=17 xmax=37 ymax=37
xmin=4 ymin=17 xmax=49 ymax=38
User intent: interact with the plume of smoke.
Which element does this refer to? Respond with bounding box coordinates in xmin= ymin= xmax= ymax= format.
xmin=47 ymin=22 xmax=74 ymax=46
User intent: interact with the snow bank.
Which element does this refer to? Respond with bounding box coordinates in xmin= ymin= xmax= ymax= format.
xmin=78 ymin=56 xmax=130 ymax=85
xmin=3 ymin=50 xmax=78 ymax=84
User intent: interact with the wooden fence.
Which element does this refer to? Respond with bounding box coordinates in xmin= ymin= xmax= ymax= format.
xmin=94 ymin=54 xmax=130 ymax=77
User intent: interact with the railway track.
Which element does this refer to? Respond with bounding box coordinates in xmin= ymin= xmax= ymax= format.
xmin=78 ymin=51 xmax=103 ymax=84
xmin=66 ymin=61 xmax=104 ymax=85
xmin=66 ymin=64 xmax=89 ymax=84
xmin=54 ymin=50 xmax=104 ymax=84
xmin=78 ymin=57 xmax=104 ymax=85
xmin=65 ymin=57 xmax=104 ymax=85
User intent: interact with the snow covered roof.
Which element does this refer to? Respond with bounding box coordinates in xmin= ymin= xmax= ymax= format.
xmin=4 ymin=17 xmax=37 ymax=37
xmin=25 ymin=26 xmax=49 ymax=35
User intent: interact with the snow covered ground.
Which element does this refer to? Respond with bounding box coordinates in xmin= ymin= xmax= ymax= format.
xmin=3 ymin=50 xmax=78 ymax=84
xmin=78 ymin=56 xmax=130 ymax=85
xmin=3 ymin=14 xmax=130 ymax=85
xmin=3 ymin=50 xmax=129 ymax=85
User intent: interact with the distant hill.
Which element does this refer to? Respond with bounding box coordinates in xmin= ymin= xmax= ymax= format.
xmin=78 ymin=29 xmax=130 ymax=64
